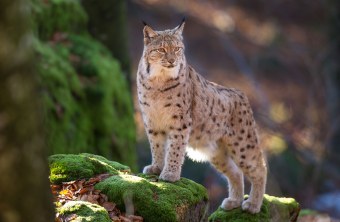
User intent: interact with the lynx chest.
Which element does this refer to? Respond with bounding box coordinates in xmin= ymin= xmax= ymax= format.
xmin=138 ymin=84 xmax=184 ymax=130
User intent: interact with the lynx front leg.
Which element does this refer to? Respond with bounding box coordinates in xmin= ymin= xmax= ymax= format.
xmin=143 ymin=129 xmax=167 ymax=175
xmin=159 ymin=126 xmax=190 ymax=182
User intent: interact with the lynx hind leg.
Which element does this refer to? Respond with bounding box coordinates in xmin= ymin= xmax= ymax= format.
xmin=227 ymin=123 xmax=267 ymax=214
xmin=241 ymin=151 xmax=267 ymax=214
xmin=211 ymin=150 xmax=244 ymax=211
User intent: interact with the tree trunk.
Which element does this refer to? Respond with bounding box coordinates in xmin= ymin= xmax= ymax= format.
xmin=325 ymin=0 xmax=340 ymax=164
xmin=82 ymin=0 xmax=131 ymax=85
xmin=0 ymin=0 xmax=55 ymax=221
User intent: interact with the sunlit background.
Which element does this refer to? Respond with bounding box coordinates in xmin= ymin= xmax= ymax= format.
xmin=127 ymin=0 xmax=340 ymax=219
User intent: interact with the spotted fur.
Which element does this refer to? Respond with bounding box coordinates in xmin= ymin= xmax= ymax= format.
xmin=137 ymin=21 xmax=267 ymax=214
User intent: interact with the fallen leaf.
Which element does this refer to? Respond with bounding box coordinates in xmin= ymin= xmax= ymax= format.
xmin=110 ymin=215 xmax=120 ymax=222
xmin=119 ymin=215 xmax=131 ymax=222
xmin=75 ymin=187 xmax=89 ymax=195
xmin=65 ymin=213 xmax=77 ymax=221
xmin=128 ymin=215 xmax=144 ymax=222
xmin=102 ymin=202 xmax=116 ymax=211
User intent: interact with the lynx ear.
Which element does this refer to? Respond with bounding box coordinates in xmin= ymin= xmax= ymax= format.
xmin=174 ymin=17 xmax=185 ymax=36
xmin=143 ymin=21 xmax=158 ymax=44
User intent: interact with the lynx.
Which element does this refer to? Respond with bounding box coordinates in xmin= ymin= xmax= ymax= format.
xmin=136 ymin=19 xmax=267 ymax=214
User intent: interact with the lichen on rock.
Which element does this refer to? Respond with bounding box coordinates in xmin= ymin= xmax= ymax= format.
xmin=209 ymin=194 xmax=300 ymax=222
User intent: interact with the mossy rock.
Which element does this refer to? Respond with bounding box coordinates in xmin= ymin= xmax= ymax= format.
xmin=57 ymin=201 xmax=111 ymax=222
xmin=49 ymin=153 xmax=130 ymax=184
xmin=209 ymin=194 xmax=300 ymax=222
xmin=95 ymin=174 xmax=209 ymax=222
xmin=49 ymin=154 xmax=209 ymax=221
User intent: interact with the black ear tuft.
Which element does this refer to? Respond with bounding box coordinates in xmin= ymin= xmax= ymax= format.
xmin=174 ymin=17 xmax=186 ymax=35
xmin=142 ymin=21 xmax=148 ymax=26
xmin=177 ymin=17 xmax=186 ymax=30
xmin=180 ymin=17 xmax=186 ymax=25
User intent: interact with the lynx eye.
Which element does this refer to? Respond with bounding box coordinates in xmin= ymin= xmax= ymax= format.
xmin=157 ymin=48 xmax=166 ymax=53
xmin=174 ymin=47 xmax=181 ymax=52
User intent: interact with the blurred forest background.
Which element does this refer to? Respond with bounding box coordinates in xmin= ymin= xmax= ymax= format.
xmin=0 ymin=0 xmax=339 ymax=221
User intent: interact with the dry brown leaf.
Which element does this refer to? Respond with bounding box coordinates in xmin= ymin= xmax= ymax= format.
xmin=87 ymin=177 xmax=100 ymax=184
xmin=65 ymin=214 xmax=77 ymax=221
xmin=79 ymin=194 xmax=88 ymax=201
xmin=102 ymin=202 xmax=116 ymax=211
xmin=51 ymin=184 xmax=62 ymax=190
xmin=99 ymin=193 xmax=108 ymax=203
xmin=75 ymin=187 xmax=89 ymax=195
xmin=55 ymin=217 xmax=63 ymax=222
xmin=119 ymin=215 xmax=132 ymax=222
xmin=93 ymin=190 xmax=101 ymax=195
xmin=128 ymin=215 xmax=143 ymax=222
xmin=86 ymin=194 xmax=99 ymax=204
xmin=110 ymin=215 xmax=120 ymax=222
xmin=97 ymin=173 xmax=112 ymax=181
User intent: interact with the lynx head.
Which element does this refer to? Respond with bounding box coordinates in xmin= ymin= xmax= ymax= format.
xmin=142 ymin=19 xmax=186 ymax=79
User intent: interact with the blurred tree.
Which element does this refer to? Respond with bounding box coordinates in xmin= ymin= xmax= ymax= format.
xmin=82 ymin=0 xmax=131 ymax=85
xmin=0 ymin=0 xmax=54 ymax=221
xmin=31 ymin=0 xmax=137 ymax=171
xmin=325 ymin=0 xmax=340 ymax=166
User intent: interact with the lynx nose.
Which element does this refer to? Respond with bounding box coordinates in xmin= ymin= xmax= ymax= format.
xmin=168 ymin=58 xmax=175 ymax=64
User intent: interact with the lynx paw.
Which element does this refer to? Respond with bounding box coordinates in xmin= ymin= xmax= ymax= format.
xmin=143 ymin=165 xmax=162 ymax=175
xmin=159 ymin=171 xmax=180 ymax=182
xmin=221 ymin=197 xmax=242 ymax=210
xmin=242 ymin=199 xmax=261 ymax=214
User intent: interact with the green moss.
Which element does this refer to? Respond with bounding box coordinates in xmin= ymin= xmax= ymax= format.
xmin=209 ymin=201 xmax=269 ymax=222
xmin=265 ymin=195 xmax=300 ymax=221
xmin=95 ymin=174 xmax=208 ymax=222
xmin=31 ymin=0 xmax=88 ymax=40
xmin=35 ymin=32 xmax=137 ymax=170
xmin=298 ymin=209 xmax=318 ymax=217
xmin=209 ymin=195 xmax=300 ymax=222
xmin=49 ymin=153 xmax=130 ymax=184
xmin=57 ymin=201 xmax=111 ymax=222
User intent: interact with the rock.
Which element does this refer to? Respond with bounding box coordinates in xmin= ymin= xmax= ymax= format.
xmin=49 ymin=154 xmax=209 ymax=222
xmin=209 ymin=194 xmax=300 ymax=222
xmin=57 ymin=201 xmax=111 ymax=222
